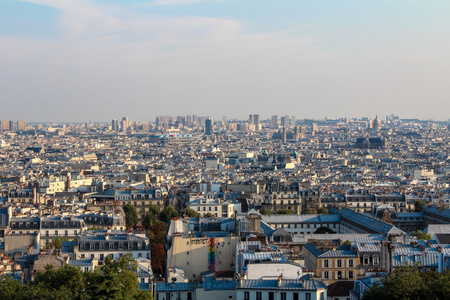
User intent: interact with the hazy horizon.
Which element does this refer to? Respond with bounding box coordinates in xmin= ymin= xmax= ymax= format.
xmin=1 ymin=0 xmax=450 ymax=122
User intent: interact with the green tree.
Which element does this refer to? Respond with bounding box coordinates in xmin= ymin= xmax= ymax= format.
xmin=414 ymin=200 xmax=427 ymax=212
xmin=363 ymin=265 xmax=431 ymax=300
xmin=260 ymin=209 xmax=273 ymax=215
xmin=203 ymin=212 xmax=214 ymax=218
xmin=143 ymin=205 xmax=162 ymax=230
xmin=317 ymin=207 xmax=328 ymax=214
xmin=301 ymin=207 xmax=314 ymax=214
xmin=411 ymin=230 xmax=432 ymax=240
xmin=124 ymin=203 xmax=139 ymax=229
xmin=47 ymin=236 xmax=70 ymax=249
xmin=159 ymin=205 xmax=179 ymax=223
xmin=314 ymin=226 xmax=335 ymax=234
xmin=179 ymin=208 xmax=199 ymax=218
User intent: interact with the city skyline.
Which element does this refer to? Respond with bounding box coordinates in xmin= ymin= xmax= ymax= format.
xmin=1 ymin=0 xmax=450 ymax=122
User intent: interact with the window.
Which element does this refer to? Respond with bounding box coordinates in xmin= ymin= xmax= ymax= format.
xmin=337 ymin=259 xmax=342 ymax=268
xmin=349 ymin=271 xmax=354 ymax=279
xmin=119 ymin=243 xmax=123 ymax=250
xmin=65 ymin=230 xmax=68 ymax=236
xmin=373 ymin=256 xmax=379 ymax=265
xmin=349 ymin=259 xmax=354 ymax=267
xmin=100 ymin=254 xmax=104 ymax=260
xmin=415 ymin=255 xmax=421 ymax=263
xmin=109 ymin=243 xmax=114 ymax=250
xmin=323 ymin=271 xmax=329 ymax=279
xmin=141 ymin=278 xmax=145 ymax=283
xmin=55 ymin=230 xmax=59 ymax=236
xmin=305 ymin=293 xmax=311 ymax=300
xmin=244 ymin=292 xmax=250 ymax=300
xmin=401 ymin=255 xmax=407 ymax=263
xmin=268 ymin=292 xmax=274 ymax=300
xmin=90 ymin=243 xmax=95 ymax=250
xmin=337 ymin=271 xmax=342 ymax=279
xmin=324 ymin=259 xmax=329 ymax=268
xmin=100 ymin=243 xmax=104 ymax=250
xmin=256 ymin=292 xmax=262 ymax=300
xmin=91 ymin=254 xmax=95 ymax=260
xmin=363 ymin=256 xmax=369 ymax=265
xmin=293 ymin=293 xmax=299 ymax=300
xmin=280 ymin=292 xmax=286 ymax=300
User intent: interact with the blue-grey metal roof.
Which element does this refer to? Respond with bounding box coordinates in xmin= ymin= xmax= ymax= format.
xmin=238 ymin=279 xmax=326 ymax=291
xmin=156 ymin=282 xmax=195 ymax=292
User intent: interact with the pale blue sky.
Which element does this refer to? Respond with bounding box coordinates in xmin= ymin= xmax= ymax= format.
xmin=1 ymin=0 xmax=449 ymax=122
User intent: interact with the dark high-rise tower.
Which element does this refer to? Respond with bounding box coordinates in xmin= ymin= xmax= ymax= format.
xmin=205 ymin=118 xmax=213 ymax=135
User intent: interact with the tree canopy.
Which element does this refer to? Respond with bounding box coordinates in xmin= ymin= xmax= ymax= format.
xmin=362 ymin=265 xmax=450 ymax=300
xmin=317 ymin=207 xmax=328 ymax=214
xmin=123 ymin=203 xmax=139 ymax=229
xmin=414 ymin=200 xmax=427 ymax=212
xmin=314 ymin=226 xmax=335 ymax=234
xmin=301 ymin=207 xmax=315 ymax=214
xmin=0 ymin=253 xmax=152 ymax=300
xmin=411 ymin=230 xmax=432 ymax=240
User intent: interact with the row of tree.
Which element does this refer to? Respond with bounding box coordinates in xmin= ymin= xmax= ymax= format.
xmin=0 ymin=253 xmax=152 ymax=300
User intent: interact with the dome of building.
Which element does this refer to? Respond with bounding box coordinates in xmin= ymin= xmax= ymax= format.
xmin=373 ymin=115 xmax=382 ymax=131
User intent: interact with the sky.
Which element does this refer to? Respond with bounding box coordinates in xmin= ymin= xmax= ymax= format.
xmin=1 ymin=0 xmax=450 ymax=122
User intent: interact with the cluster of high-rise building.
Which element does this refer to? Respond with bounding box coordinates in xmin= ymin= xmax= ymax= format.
xmin=0 ymin=120 xmax=26 ymax=132
xmin=1 ymin=114 xmax=450 ymax=299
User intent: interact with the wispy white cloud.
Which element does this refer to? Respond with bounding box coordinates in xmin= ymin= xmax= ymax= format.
xmin=138 ymin=0 xmax=222 ymax=7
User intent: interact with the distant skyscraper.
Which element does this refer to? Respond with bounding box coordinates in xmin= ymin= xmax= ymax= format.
xmin=17 ymin=120 xmax=26 ymax=131
xmin=282 ymin=127 xmax=286 ymax=143
xmin=311 ymin=123 xmax=318 ymax=133
xmin=284 ymin=115 xmax=290 ymax=128
xmin=253 ymin=114 xmax=260 ymax=131
xmin=271 ymin=115 xmax=278 ymax=129
xmin=186 ymin=115 xmax=192 ymax=126
xmin=112 ymin=119 xmax=118 ymax=131
xmin=0 ymin=121 xmax=10 ymax=132
xmin=205 ymin=118 xmax=213 ymax=135
xmin=290 ymin=115 xmax=295 ymax=127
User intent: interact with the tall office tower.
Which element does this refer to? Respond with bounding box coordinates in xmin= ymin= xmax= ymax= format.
xmin=121 ymin=116 xmax=130 ymax=132
xmin=17 ymin=120 xmax=26 ymax=131
xmin=271 ymin=115 xmax=278 ymax=128
xmin=222 ymin=116 xmax=227 ymax=125
xmin=249 ymin=114 xmax=254 ymax=125
xmin=280 ymin=116 xmax=285 ymax=128
xmin=186 ymin=115 xmax=192 ymax=126
xmin=299 ymin=126 xmax=305 ymax=139
xmin=193 ymin=115 xmax=198 ymax=123
xmin=290 ymin=115 xmax=295 ymax=127
xmin=253 ymin=114 xmax=260 ymax=131
xmin=176 ymin=116 xmax=184 ymax=127
xmin=205 ymin=118 xmax=213 ymax=135
xmin=311 ymin=123 xmax=318 ymax=133
xmin=0 ymin=121 xmax=10 ymax=132
xmin=282 ymin=127 xmax=287 ymax=143
xmin=294 ymin=126 xmax=300 ymax=141
xmin=155 ymin=116 xmax=160 ymax=126
xmin=112 ymin=119 xmax=118 ymax=131
xmin=8 ymin=121 xmax=14 ymax=131
xmin=284 ymin=115 xmax=290 ymax=128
